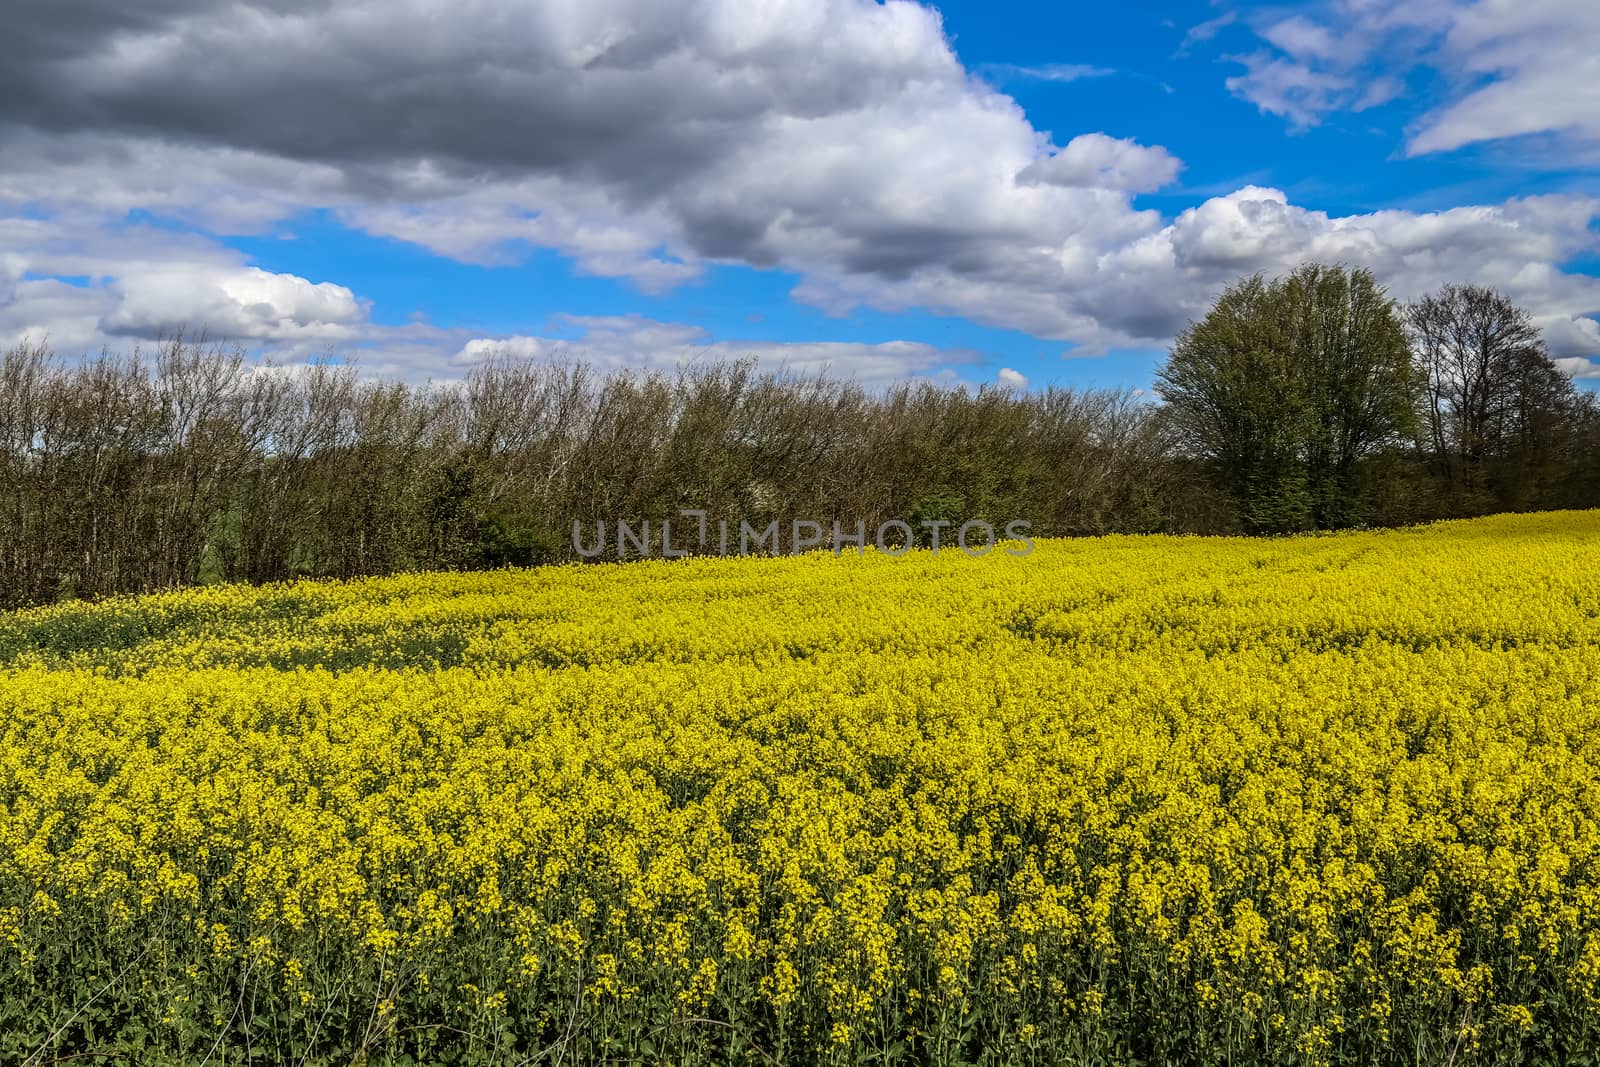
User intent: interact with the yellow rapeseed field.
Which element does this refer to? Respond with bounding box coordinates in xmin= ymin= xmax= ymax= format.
xmin=3 ymin=512 xmax=1600 ymax=1065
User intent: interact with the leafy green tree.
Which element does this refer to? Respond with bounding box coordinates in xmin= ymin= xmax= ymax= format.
xmin=1157 ymin=264 xmax=1417 ymax=532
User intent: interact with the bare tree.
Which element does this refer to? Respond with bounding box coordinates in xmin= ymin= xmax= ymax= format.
xmin=1405 ymin=284 xmax=1579 ymax=509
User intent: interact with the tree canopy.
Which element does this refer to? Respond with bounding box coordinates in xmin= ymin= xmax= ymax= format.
xmin=1156 ymin=264 xmax=1418 ymax=532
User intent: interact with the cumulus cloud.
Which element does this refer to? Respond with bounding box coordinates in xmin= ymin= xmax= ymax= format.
xmin=0 ymin=0 xmax=1191 ymax=322
xmin=794 ymin=187 xmax=1600 ymax=357
xmin=0 ymin=212 xmax=370 ymax=352
xmin=1018 ymin=134 xmax=1182 ymax=193
xmin=996 ymin=367 xmax=1029 ymax=389
xmin=1555 ymin=357 xmax=1600 ymax=379
xmin=103 ymin=267 xmax=366 ymax=341
xmin=0 ymin=0 xmax=1594 ymax=375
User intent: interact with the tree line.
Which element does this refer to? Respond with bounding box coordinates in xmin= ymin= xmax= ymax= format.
xmin=0 ymin=265 xmax=1595 ymax=607
xmin=1158 ymin=266 xmax=1600 ymax=533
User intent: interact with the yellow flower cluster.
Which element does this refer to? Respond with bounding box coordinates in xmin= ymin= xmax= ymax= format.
xmin=2 ymin=512 xmax=1600 ymax=1064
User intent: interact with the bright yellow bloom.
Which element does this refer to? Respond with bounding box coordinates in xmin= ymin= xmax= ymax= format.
xmin=2 ymin=512 xmax=1598 ymax=1064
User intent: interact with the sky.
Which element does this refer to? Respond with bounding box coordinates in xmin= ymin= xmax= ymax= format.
xmin=2 ymin=0 xmax=1599 ymax=391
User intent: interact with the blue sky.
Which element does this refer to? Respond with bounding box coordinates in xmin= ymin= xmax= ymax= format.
xmin=2 ymin=0 xmax=1598 ymax=390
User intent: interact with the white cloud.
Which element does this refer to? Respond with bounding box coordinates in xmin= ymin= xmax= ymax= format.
xmin=1218 ymin=0 xmax=1600 ymax=156
xmin=0 ymin=212 xmax=371 ymax=352
xmin=1409 ymin=0 xmax=1600 ymax=154
xmin=104 ymin=267 xmax=367 ymax=341
xmin=0 ymin=280 xmax=115 ymax=353
xmin=1018 ymin=134 xmax=1183 ymax=193
xmin=1545 ymin=316 xmax=1600 ymax=368
xmin=791 ymin=187 xmax=1600 ymax=356
xmin=996 ymin=366 xmax=1028 ymax=389
xmin=1179 ymin=12 xmax=1239 ymax=54
xmin=1260 ymin=15 xmax=1355 ymax=63
xmin=1223 ymin=53 xmax=1360 ymax=128
xmin=456 ymin=315 xmax=981 ymax=386
xmin=0 ymin=134 xmax=351 ymax=236
xmin=983 ymin=63 xmax=1115 ymax=83
xmin=1554 ymin=357 xmax=1600 ymax=379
